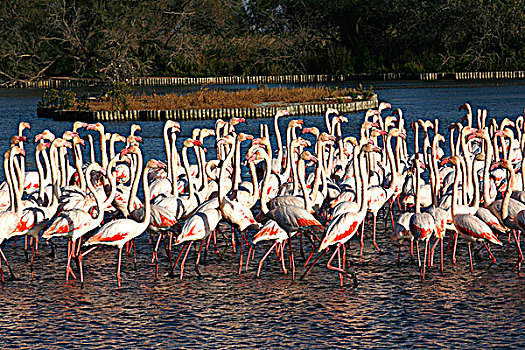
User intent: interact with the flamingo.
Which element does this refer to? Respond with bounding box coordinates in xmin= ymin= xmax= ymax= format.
xmin=84 ymin=146 xmax=165 ymax=287
xmin=443 ymin=156 xmax=503 ymax=272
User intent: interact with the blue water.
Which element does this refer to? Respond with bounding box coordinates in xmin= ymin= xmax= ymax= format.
xmin=0 ymin=81 xmax=523 ymax=349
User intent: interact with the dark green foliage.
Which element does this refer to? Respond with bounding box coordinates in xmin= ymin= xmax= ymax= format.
xmin=2 ymin=0 xmax=525 ymax=86
xmin=106 ymin=82 xmax=131 ymax=111
xmin=39 ymin=88 xmax=91 ymax=110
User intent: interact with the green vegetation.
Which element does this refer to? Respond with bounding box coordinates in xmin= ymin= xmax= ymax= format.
xmin=39 ymin=84 xmax=374 ymax=111
xmin=3 ymin=1 xmax=525 ymax=86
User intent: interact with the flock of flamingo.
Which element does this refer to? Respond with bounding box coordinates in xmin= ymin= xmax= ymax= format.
xmin=0 ymin=102 xmax=523 ymax=288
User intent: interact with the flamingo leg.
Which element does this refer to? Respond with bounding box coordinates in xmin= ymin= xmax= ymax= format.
xmin=279 ymin=242 xmax=288 ymax=275
xmin=238 ymin=232 xmax=244 ymax=275
xmin=133 ymin=239 xmax=137 ymax=269
xmin=81 ymin=246 xmax=98 ymax=257
xmin=372 ymin=213 xmax=381 ymax=252
xmin=430 ymin=237 xmax=440 ymax=267
xmin=66 ymin=240 xmax=77 ymax=282
xmin=194 ymin=240 xmax=204 ymax=278
xmin=117 ymin=247 xmax=123 ymax=287
xmin=511 ymin=230 xmax=523 ymax=274
xmin=410 ymin=239 xmax=414 ymax=259
xmin=257 ymin=242 xmax=278 ymax=277
xmin=213 ymin=230 xmax=225 ymax=260
xmin=452 ymin=232 xmax=458 ymax=265
xmin=152 ymin=234 xmax=163 ymax=265
xmin=231 ymin=227 xmax=236 ymax=253
xmin=180 ymin=241 xmax=193 ymax=280
xmin=303 ymin=233 xmax=317 ymax=267
xmin=327 ymin=244 xmax=346 ymax=287
xmin=30 ymin=241 xmax=35 ymax=279
xmin=360 ymin=222 xmax=365 ymax=258
xmin=421 ymin=240 xmax=429 ymax=280
xmin=169 ymin=243 xmax=187 ymax=278
xmin=416 ymin=240 xmax=421 ymax=271
xmin=468 ymin=244 xmax=473 ymax=272
xmin=337 ymin=246 xmax=343 ymax=287
xmin=288 ymin=238 xmax=295 ymax=281
xmin=0 ymin=248 xmax=4 ymax=282
xmin=167 ymin=231 xmax=174 ymax=266
xmin=483 ymin=242 xmax=496 ymax=264
xmin=204 ymin=233 xmax=213 ymax=265
xmin=440 ymin=238 xmax=444 ymax=272
xmin=299 ymin=233 xmax=305 ymax=261
xmin=300 ymin=250 xmax=327 ymax=280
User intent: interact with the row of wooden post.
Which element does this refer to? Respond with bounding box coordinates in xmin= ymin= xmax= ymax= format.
xmin=13 ymin=71 xmax=525 ymax=88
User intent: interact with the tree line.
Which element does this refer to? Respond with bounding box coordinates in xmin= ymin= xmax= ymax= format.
xmin=1 ymin=0 xmax=525 ymax=86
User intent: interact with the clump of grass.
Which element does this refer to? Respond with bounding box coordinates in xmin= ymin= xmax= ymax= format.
xmin=83 ymin=85 xmax=373 ymax=111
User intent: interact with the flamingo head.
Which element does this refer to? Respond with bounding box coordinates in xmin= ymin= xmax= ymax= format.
xmin=301 ymin=150 xmax=318 ymax=163
xmin=230 ymin=117 xmax=246 ymax=126
xmin=389 ymin=128 xmax=405 ymax=139
xmin=11 ymin=146 xmax=25 ymax=157
xmin=131 ymin=123 xmax=142 ymax=133
xmin=86 ymin=122 xmax=104 ymax=132
xmin=289 ymin=119 xmax=304 ymax=129
xmin=35 ymin=129 xmax=55 ymax=143
xmin=73 ymin=121 xmax=88 ymax=131
xmin=146 ymin=159 xmax=167 ymax=170
xmin=73 ymin=136 xmax=85 ymax=147
xmin=200 ymin=128 xmax=215 ymax=138
xmin=120 ymin=145 xmax=140 ymax=156
xmin=10 ymin=136 xmax=27 ymax=146
xmin=501 ymin=118 xmax=515 ymax=129
xmin=35 ymin=142 xmax=51 ymax=152
xmin=53 ymin=138 xmax=72 ymax=149
xmin=361 ymin=143 xmax=381 ymax=154
xmin=238 ymin=133 xmax=253 ymax=142
xmin=62 ymin=130 xmax=79 ymax=140
xmin=327 ymin=108 xmax=339 ymax=116
xmin=362 ymin=121 xmax=379 ymax=130
xmin=344 ymin=136 xmax=358 ymax=146
xmin=184 ymin=138 xmax=203 ymax=148
xmin=276 ymin=110 xmax=290 ymax=117
xmin=379 ymin=102 xmax=392 ymax=111
xmin=20 ymin=121 xmax=31 ymax=130
xmin=372 ymin=129 xmax=387 ymax=137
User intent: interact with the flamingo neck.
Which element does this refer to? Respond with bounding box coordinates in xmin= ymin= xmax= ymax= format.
xmin=164 ymin=124 xmax=172 ymax=182
xmin=127 ymin=149 xmax=143 ymax=217
xmin=274 ymin=114 xmax=283 ymax=167
xmin=218 ymin=143 xmax=235 ymax=209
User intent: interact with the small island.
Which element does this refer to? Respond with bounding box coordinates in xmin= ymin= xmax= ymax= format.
xmin=37 ymin=84 xmax=378 ymax=122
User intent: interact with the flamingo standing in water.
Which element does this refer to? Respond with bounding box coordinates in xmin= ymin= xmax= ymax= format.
xmin=302 ymin=144 xmax=380 ymax=287
xmin=443 ymin=155 xmax=503 ymax=272
xmin=84 ymin=146 xmax=165 ymax=287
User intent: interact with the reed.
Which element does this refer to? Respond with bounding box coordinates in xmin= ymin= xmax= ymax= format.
xmin=84 ymin=85 xmax=373 ymax=111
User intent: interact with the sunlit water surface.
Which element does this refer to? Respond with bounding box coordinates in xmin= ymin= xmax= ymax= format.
xmin=0 ymin=81 xmax=524 ymax=349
